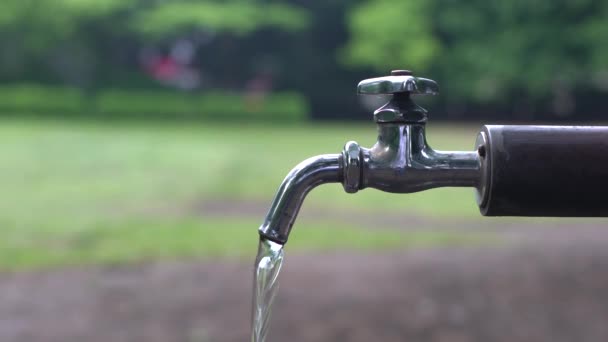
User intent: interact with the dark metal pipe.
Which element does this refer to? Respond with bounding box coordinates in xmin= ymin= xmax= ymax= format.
xmin=477 ymin=125 xmax=608 ymax=216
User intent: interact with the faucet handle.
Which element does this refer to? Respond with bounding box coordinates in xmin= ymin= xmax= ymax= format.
xmin=357 ymin=70 xmax=439 ymax=96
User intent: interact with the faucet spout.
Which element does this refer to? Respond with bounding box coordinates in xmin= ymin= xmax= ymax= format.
xmin=258 ymin=154 xmax=342 ymax=244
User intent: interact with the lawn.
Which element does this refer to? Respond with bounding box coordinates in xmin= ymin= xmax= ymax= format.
xmin=0 ymin=118 xmax=486 ymax=270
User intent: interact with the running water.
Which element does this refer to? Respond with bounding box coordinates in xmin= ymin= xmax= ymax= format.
xmin=251 ymin=237 xmax=285 ymax=342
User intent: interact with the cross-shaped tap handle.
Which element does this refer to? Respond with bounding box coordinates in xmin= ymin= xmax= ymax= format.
xmin=357 ymin=70 xmax=439 ymax=96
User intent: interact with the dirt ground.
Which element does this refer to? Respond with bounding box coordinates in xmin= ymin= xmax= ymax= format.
xmin=1 ymin=214 xmax=608 ymax=341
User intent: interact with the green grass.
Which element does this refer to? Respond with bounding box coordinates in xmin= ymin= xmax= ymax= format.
xmin=0 ymin=217 xmax=485 ymax=271
xmin=0 ymin=117 xmax=486 ymax=270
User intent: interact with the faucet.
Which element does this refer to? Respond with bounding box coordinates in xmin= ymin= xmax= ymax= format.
xmin=259 ymin=70 xmax=608 ymax=245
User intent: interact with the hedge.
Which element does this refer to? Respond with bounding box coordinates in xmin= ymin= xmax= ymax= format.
xmin=0 ymin=84 xmax=309 ymax=122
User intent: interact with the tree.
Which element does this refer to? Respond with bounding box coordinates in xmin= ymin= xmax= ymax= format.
xmin=0 ymin=0 xmax=310 ymax=87
xmin=342 ymin=0 xmax=608 ymax=116
xmin=133 ymin=1 xmax=308 ymax=38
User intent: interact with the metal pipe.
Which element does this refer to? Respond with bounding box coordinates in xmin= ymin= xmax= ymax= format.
xmin=476 ymin=125 xmax=608 ymax=216
xmin=258 ymin=154 xmax=342 ymax=244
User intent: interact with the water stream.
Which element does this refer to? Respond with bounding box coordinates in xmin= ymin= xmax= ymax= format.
xmin=251 ymin=237 xmax=285 ymax=342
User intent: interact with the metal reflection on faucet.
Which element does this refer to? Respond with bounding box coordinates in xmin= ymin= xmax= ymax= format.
xmin=357 ymin=123 xmax=480 ymax=194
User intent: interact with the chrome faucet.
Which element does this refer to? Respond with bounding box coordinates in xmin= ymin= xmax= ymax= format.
xmin=259 ymin=70 xmax=482 ymax=244
xmin=259 ymin=70 xmax=608 ymax=244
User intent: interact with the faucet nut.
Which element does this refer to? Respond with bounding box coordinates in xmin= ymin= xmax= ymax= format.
xmin=342 ymin=141 xmax=362 ymax=193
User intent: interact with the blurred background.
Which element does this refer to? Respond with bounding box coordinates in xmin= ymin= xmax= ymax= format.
xmin=1 ymin=0 xmax=608 ymax=341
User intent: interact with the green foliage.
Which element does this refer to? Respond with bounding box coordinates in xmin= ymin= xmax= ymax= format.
xmin=0 ymin=84 xmax=84 ymax=113
xmin=0 ymin=0 xmax=308 ymax=44
xmin=0 ymin=84 xmax=309 ymax=121
xmin=134 ymin=1 xmax=310 ymax=37
xmin=0 ymin=0 xmax=309 ymax=60
xmin=2 ymin=0 xmax=607 ymax=119
xmin=94 ymin=90 xmax=198 ymax=117
xmin=344 ymin=0 xmax=608 ymax=103
xmin=95 ymin=89 xmax=309 ymax=120
xmin=341 ymin=0 xmax=439 ymax=71
xmin=0 ymin=0 xmax=129 ymax=50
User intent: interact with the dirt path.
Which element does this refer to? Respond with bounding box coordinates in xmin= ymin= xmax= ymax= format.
xmin=1 ymin=225 xmax=608 ymax=342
